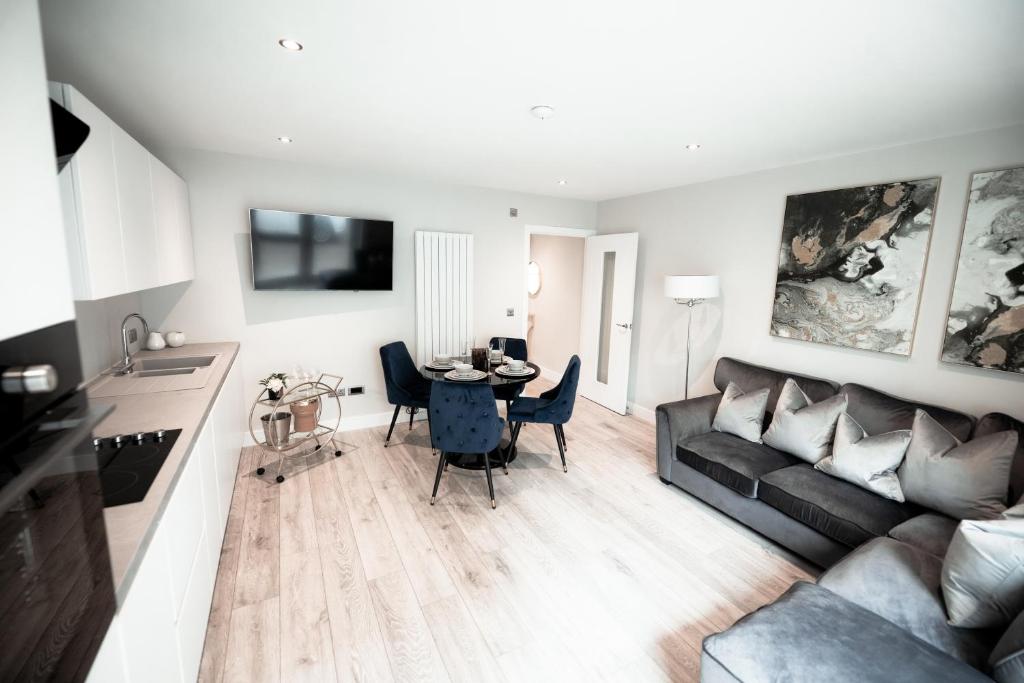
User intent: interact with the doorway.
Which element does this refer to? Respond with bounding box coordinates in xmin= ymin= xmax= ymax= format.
xmin=522 ymin=226 xmax=594 ymax=379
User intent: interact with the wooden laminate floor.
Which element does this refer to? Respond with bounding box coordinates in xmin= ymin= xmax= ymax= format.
xmin=198 ymin=380 xmax=815 ymax=682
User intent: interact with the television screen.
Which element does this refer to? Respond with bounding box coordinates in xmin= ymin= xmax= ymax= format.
xmin=249 ymin=208 xmax=393 ymax=291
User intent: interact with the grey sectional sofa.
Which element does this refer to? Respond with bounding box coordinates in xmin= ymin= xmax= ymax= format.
xmin=654 ymin=356 xmax=1024 ymax=682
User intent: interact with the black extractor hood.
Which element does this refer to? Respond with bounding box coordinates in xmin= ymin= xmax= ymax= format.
xmin=49 ymin=98 xmax=90 ymax=172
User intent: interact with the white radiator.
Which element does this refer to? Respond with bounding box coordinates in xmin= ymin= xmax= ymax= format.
xmin=414 ymin=231 xmax=474 ymax=366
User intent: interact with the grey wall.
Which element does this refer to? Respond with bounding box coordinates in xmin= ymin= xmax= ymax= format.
xmin=74 ymin=292 xmax=145 ymax=380
xmin=597 ymin=124 xmax=1024 ymax=421
xmin=139 ymin=149 xmax=596 ymax=425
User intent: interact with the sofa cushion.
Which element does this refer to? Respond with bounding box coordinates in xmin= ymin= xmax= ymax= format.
xmin=816 ymin=413 xmax=911 ymax=502
xmin=762 ymin=378 xmax=847 ymax=463
xmin=840 ymin=383 xmax=974 ymax=442
xmin=676 ymin=432 xmax=799 ymax=498
xmin=943 ymin=513 xmax=1024 ymax=629
xmin=713 ymin=357 xmax=838 ymax=421
xmin=899 ymin=409 xmax=1017 ymax=520
xmin=818 ymin=537 xmax=998 ymax=668
xmin=977 ymin=412 xmax=1024 ymax=506
xmin=758 ymin=464 xmax=920 ymax=547
xmin=888 ymin=513 xmax=960 ymax=558
xmin=991 ymin=609 xmax=1024 ymax=683
xmin=710 ymin=382 xmax=770 ymax=443
xmin=701 ymin=581 xmax=992 ymax=683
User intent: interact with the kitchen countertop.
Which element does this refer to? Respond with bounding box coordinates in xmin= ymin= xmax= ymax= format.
xmin=88 ymin=341 xmax=240 ymax=602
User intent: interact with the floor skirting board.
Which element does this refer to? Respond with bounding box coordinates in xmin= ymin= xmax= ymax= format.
xmin=627 ymin=401 xmax=656 ymax=423
xmin=242 ymin=407 xmax=428 ymax=446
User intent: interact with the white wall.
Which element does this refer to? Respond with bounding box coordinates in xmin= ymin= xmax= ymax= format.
xmin=75 ymin=292 xmax=145 ymax=379
xmin=598 ymin=124 xmax=1024 ymax=422
xmin=528 ymin=234 xmax=584 ymax=372
xmin=0 ymin=0 xmax=75 ymax=341
xmin=140 ymin=149 xmax=595 ymax=425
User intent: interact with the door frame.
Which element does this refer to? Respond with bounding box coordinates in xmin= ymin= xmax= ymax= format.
xmin=521 ymin=224 xmax=596 ymax=343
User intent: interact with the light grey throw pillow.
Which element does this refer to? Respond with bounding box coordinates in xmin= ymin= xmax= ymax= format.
xmin=761 ymin=378 xmax=846 ymax=463
xmin=898 ymin=409 xmax=1017 ymax=520
xmin=942 ymin=512 xmax=1024 ymax=628
xmin=815 ymin=413 xmax=911 ymax=502
xmin=711 ymin=382 xmax=770 ymax=443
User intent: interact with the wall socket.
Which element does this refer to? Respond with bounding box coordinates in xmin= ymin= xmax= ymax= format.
xmin=506 ymin=307 xmax=515 ymax=317
xmin=128 ymin=328 xmax=138 ymax=343
xmin=337 ymin=386 xmax=365 ymax=397
xmin=509 ymin=208 xmax=518 ymax=218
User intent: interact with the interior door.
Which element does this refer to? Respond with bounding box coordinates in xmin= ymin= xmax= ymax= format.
xmin=577 ymin=233 xmax=638 ymax=414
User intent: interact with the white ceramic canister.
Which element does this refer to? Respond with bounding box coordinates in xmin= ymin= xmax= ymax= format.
xmin=165 ymin=331 xmax=186 ymax=348
xmin=146 ymin=331 xmax=167 ymax=351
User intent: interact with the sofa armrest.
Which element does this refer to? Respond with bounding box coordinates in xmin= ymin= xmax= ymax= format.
xmin=655 ymin=393 xmax=722 ymax=481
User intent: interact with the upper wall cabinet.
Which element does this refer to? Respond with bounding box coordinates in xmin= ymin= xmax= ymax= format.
xmin=49 ymin=83 xmax=194 ymax=300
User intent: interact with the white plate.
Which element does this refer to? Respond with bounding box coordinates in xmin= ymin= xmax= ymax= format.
xmin=425 ymin=361 xmax=455 ymax=371
xmin=444 ymin=369 xmax=488 ymax=381
xmin=496 ymin=365 xmax=535 ymax=377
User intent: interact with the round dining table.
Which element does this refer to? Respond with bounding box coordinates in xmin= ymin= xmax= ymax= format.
xmin=420 ymin=358 xmax=541 ymax=470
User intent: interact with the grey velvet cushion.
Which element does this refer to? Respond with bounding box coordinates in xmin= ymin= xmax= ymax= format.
xmin=701 ymin=581 xmax=992 ymax=683
xmin=977 ymin=412 xmax=1024 ymax=505
xmin=711 ymin=382 xmax=770 ymax=443
xmin=840 ymin=382 xmax=975 ymax=442
xmin=713 ymin=357 xmax=839 ymax=415
xmin=819 ymin=537 xmax=998 ymax=667
xmin=991 ymin=610 xmax=1024 ymax=683
xmin=762 ymin=378 xmax=847 ymax=464
xmin=889 ymin=513 xmax=960 ymax=558
xmin=816 ymin=413 xmax=911 ymax=502
xmin=899 ymin=409 xmax=1018 ymax=520
xmin=758 ymin=464 xmax=920 ymax=547
xmin=942 ymin=514 xmax=1024 ymax=628
xmin=676 ymin=432 xmax=799 ymax=498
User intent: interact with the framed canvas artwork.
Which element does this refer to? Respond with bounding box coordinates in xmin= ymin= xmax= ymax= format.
xmin=770 ymin=178 xmax=940 ymax=355
xmin=941 ymin=166 xmax=1024 ymax=374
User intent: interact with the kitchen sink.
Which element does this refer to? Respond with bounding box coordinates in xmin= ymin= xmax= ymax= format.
xmin=135 ymin=368 xmax=197 ymax=378
xmin=132 ymin=355 xmax=216 ymax=371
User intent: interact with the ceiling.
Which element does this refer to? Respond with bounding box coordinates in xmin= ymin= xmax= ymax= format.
xmin=40 ymin=0 xmax=1024 ymax=201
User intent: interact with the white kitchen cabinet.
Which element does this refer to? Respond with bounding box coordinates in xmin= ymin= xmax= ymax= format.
xmin=151 ymin=157 xmax=195 ymax=285
xmin=49 ymin=82 xmax=194 ymax=300
xmin=175 ymin=531 xmax=214 ymax=683
xmin=162 ymin=448 xmax=206 ymax=620
xmin=84 ymin=622 xmax=127 ymax=683
xmin=117 ymin=525 xmax=183 ymax=683
xmin=49 ymin=83 xmax=127 ymax=300
xmin=112 ymin=126 xmax=159 ymax=291
xmin=196 ymin=422 xmax=222 ymax=573
xmin=211 ymin=361 xmax=244 ymax=531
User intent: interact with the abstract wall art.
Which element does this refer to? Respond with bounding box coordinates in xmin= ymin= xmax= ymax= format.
xmin=941 ymin=167 xmax=1024 ymax=374
xmin=770 ymin=178 xmax=940 ymax=355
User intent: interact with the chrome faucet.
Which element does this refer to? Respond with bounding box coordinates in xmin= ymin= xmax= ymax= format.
xmin=118 ymin=313 xmax=149 ymax=374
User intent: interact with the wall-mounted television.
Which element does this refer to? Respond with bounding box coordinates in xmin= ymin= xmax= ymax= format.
xmin=249 ymin=208 xmax=393 ymax=291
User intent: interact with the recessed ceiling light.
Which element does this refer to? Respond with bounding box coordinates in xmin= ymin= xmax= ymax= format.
xmin=278 ymin=38 xmax=303 ymax=51
xmin=685 ymin=143 xmax=702 ymax=151
xmin=276 ymin=136 xmax=293 ymax=143
xmin=530 ymin=105 xmax=555 ymax=120
xmin=557 ymin=179 xmax=567 ymax=186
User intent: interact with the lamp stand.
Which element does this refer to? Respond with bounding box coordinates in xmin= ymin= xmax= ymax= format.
xmin=675 ymin=298 xmax=705 ymax=400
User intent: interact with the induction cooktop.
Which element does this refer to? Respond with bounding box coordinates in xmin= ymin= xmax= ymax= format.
xmin=94 ymin=429 xmax=181 ymax=507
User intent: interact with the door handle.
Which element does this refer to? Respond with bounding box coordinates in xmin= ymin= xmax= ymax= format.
xmin=615 ymin=322 xmax=632 ymax=330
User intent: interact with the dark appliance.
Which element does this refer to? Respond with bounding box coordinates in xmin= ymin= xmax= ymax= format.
xmin=249 ymin=208 xmax=394 ymax=291
xmin=95 ymin=429 xmax=181 ymax=507
xmin=0 ymin=320 xmax=116 ymax=682
xmin=48 ymin=99 xmax=90 ymax=173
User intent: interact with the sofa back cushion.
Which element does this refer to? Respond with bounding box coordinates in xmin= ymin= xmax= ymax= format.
xmin=713 ymin=358 xmax=838 ymax=419
xmin=977 ymin=413 xmax=1024 ymax=506
xmin=839 ymin=383 xmax=975 ymax=442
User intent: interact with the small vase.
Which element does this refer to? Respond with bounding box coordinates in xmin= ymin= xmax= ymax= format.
xmin=292 ymin=398 xmax=320 ymax=432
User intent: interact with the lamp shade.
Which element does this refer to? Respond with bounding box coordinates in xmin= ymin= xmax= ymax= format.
xmin=664 ymin=275 xmax=720 ymax=300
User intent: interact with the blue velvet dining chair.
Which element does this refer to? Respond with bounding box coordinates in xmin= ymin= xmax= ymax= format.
xmin=504 ymin=355 xmax=581 ymax=474
xmin=490 ymin=337 xmax=528 ymax=414
xmin=429 ymin=381 xmax=505 ymax=509
xmin=379 ymin=341 xmax=433 ymax=446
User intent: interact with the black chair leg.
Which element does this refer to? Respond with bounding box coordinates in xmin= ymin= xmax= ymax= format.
xmin=385 ymin=405 xmax=401 ymax=446
xmin=483 ymin=451 xmax=496 ymax=509
xmin=408 ymin=407 xmax=416 ymax=430
xmin=503 ymin=422 xmax=521 ymax=474
xmin=426 ymin=411 xmax=435 ymax=454
xmin=554 ymin=424 xmax=567 ymax=473
xmin=557 ymin=424 xmax=567 ymax=452
xmin=430 ymin=451 xmax=447 ymax=505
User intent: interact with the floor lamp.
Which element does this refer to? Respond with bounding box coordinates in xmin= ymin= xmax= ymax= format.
xmin=665 ymin=275 xmax=720 ymax=399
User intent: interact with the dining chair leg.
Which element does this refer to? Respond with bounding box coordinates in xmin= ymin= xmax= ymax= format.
xmin=483 ymin=451 xmax=496 ymax=509
xmin=558 ymin=424 xmax=567 ymax=452
xmin=430 ymin=451 xmax=447 ymax=505
xmin=408 ymin=407 xmax=416 ymax=430
xmin=553 ymin=424 xmax=567 ymax=473
xmin=426 ymin=411 xmax=436 ymax=454
xmin=503 ymin=422 xmax=521 ymax=474
xmin=385 ymin=405 xmax=401 ymax=446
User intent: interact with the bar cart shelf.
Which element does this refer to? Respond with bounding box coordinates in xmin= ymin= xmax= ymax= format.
xmin=248 ymin=373 xmax=343 ymax=483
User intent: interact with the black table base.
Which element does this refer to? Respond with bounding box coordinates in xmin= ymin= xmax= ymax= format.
xmin=445 ymin=439 xmax=517 ymax=470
